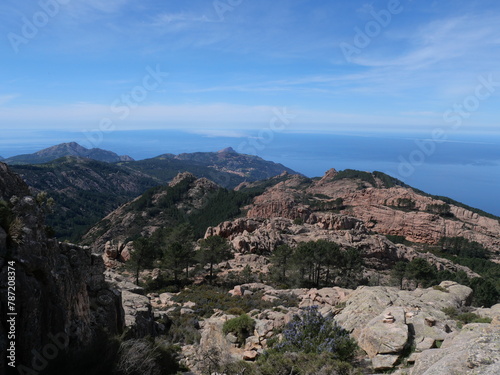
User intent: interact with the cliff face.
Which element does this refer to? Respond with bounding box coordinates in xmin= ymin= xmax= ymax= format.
xmin=0 ymin=162 xmax=124 ymax=373
xmin=243 ymin=171 xmax=500 ymax=257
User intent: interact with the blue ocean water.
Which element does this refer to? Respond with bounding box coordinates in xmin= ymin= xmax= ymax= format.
xmin=1 ymin=129 xmax=499 ymax=216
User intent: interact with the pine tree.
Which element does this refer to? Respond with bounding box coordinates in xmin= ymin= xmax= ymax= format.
xmin=197 ymin=235 xmax=232 ymax=282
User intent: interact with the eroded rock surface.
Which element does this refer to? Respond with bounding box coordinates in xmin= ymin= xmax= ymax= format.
xmin=207 ymin=217 xmax=479 ymax=278
xmin=241 ymin=170 xmax=500 ymax=255
xmin=0 ymin=162 xmax=124 ymax=372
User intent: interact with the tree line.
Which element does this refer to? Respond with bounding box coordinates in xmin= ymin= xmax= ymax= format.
xmin=269 ymin=240 xmax=364 ymax=289
xmin=127 ymin=224 xmax=233 ymax=288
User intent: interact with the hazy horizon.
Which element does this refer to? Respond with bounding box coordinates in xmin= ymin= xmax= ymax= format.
xmin=2 ymin=130 xmax=499 ymax=217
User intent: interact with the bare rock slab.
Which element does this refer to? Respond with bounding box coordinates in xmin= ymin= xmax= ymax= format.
xmin=358 ymin=307 xmax=409 ymax=358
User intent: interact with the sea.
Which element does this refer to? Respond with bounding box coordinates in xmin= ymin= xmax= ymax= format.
xmin=1 ymin=129 xmax=499 ymax=217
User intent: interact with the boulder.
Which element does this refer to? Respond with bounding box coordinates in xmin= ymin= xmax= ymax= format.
xmin=358 ymin=307 xmax=409 ymax=358
xmin=121 ymin=290 xmax=156 ymax=337
xmin=416 ymin=337 xmax=436 ymax=352
xmin=372 ymin=354 xmax=401 ymax=371
xmin=408 ymin=324 xmax=500 ymax=375
xmin=243 ymin=350 xmax=259 ymax=361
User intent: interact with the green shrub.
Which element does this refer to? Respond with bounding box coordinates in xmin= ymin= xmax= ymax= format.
xmin=117 ymin=338 xmax=185 ymax=375
xmin=226 ymin=307 xmax=246 ymax=316
xmin=426 ymin=203 xmax=453 ymax=217
xmin=332 ymin=169 xmax=376 ymax=187
xmin=172 ymin=285 xmax=298 ymax=318
xmin=456 ymin=312 xmax=491 ymax=325
xmin=439 ymin=237 xmax=489 ymax=259
xmin=385 ymin=234 xmax=409 ymax=245
xmin=470 ymin=277 xmax=499 ymax=307
xmin=395 ymin=198 xmax=416 ymax=210
xmin=442 ymin=306 xmax=459 ymax=319
xmin=219 ymin=361 xmax=259 ymax=375
xmin=442 ymin=308 xmax=491 ymax=328
xmin=373 ymin=171 xmax=409 ymax=189
xmin=257 ymin=352 xmax=360 ymax=375
xmin=223 ymin=314 xmax=256 ymax=346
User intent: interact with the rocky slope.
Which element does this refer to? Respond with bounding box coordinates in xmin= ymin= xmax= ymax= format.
xmin=205 ymin=217 xmax=479 ymax=278
xmin=0 ymin=162 xmax=126 ymax=373
xmin=173 ymin=147 xmax=298 ymax=180
xmin=84 ymin=168 xmax=495 ymax=277
xmin=151 ymin=281 xmax=499 ymax=374
xmin=77 ymin=166 xmax=500 ymax=373
xmin=83 ymin=172 xmax=222 ymax=263
xmin=3 ymin=142 xmax=134 ymax=165
xmin=11 ymin=156 xmax=159 ymax=240
xmin=237 ymin=170 xmax=500 ymax=257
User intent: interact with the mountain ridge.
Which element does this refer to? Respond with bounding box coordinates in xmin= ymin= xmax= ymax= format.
xmin=2 ymin=142 xmax=134 ymax=165
xmin=6 ymin=144 xmax=302 ymax=240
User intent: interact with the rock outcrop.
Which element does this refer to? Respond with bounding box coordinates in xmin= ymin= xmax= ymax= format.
xmin=171 ymin=281 xmax=499 ymax=374
xmin=84 ymin=172 xmax=220 ymax=256
xmin=206 ymin=217 xmax=479 ymax=277
xmin=394 ymin=323 xmax=500 ymax=375
xmin=104 ymin=269 xmax=161 ymax=338
xmin=335 ymin=281 xmax=474 ymax=370
xmin=242 ymin=170 xmax=500 ymax=255
xmin=0 ymin=162 xmax=124 ymax=373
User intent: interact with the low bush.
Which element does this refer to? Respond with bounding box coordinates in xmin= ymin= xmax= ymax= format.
xmin=442 ymin=307 xmax=491 ymax=328
xmin=226 ymin=307 xmax=246 ymax=316
xmin=223 ymin=314 xmax=256 ymax=346
xmin=271 ymin=306 xmax=358 ymax=362
xmin=172 ymin=285 xmax=298 ymax=317
xmin=116 ymin=338 xmax=185 ymax=375
xmin=257 ymin=352 xmax=361 ymax=375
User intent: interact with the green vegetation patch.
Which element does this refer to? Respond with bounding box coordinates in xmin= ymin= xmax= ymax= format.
xmin=171 ymin=285 xmax=298 ymax=318
xmin=442 ymin=307 xmax=492 ymax=328
xmin=373 ymin=171 xmax=410 ymax=189
xmin=331 ymin=169 xmax=376 ymax=186
xmin=223 ymin=314 xmax=256 ymax=346
xmin=391 ymin=255 xmax=499 ymax=307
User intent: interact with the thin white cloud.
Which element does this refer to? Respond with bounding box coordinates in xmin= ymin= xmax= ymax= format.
xmin=0 ymin=94 xmax=19 ymax=106
xmin=353 ymin=15 xmax=499 ymax=69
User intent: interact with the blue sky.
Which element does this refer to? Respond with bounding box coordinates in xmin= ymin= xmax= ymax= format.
xmin=1 ymin=0 xmax=499 ymax=140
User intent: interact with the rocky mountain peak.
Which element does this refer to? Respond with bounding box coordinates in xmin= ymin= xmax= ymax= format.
xmin=169 ymin=171 xmax=198 ymax=187
xmin=217 ymin=147 xmax=237 ymax=154
xmin=319 ymin=168 xmax=338 ymax=182
xmin=3 ymin=142 xmax=135 ymax=165
xmin=49 ymin=141 xmax=86 ymax=154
